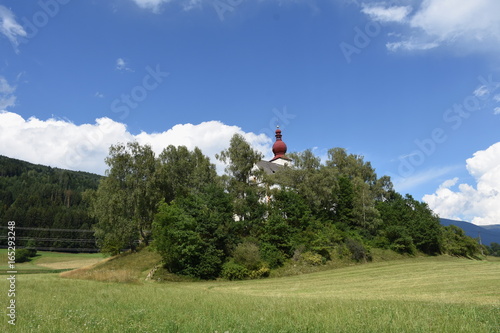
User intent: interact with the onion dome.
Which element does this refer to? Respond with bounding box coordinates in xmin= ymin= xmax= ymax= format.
xmin=271 ymin=127 xmax=288 ymax=161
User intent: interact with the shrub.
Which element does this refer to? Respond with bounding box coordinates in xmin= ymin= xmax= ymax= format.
xmin=442 ymin=225 xmax=480 ymax=257
xmin=260 ymin=243 xmax=286 ymax=268
xmin=233 ymin=241 xmax=262 ymax=271
xmin=248 ymin=266 xmax=270 ymax=279
xmin=153 ymin=197 xmax=229 ymax=280
xmin=25 ymin=239 xmax=38 ymax=257
xmin=486 ymin=242 xmax=500 ymax=257
xmin=301 ymin=251 xmax=325 ymax=266
xmin=345 ymin=239 xmax=371 ymax=262
xmin=15 ymin=249 xmax=32 ymax=263
xmin=221 ymin=261 xmax=249 ymax=280
xmin=390 ymin=236 xmax=416 ymax=255
xmin=386 ymin=226 xmax=416 ymax=254
xmin=336 ymin=243 xmax=351 ymax=259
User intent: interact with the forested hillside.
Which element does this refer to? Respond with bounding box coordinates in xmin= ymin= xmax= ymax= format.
xmin=0 ymin=155 xmax=101 ymax=251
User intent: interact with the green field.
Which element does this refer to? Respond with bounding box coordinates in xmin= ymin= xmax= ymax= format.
xmin=1 ymin=253 xmax=499 ymax=332
xmin=0 ymin=249 xmax=106 ymax=274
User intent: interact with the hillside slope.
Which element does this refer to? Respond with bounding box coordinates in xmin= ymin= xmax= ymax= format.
xmin=0 ymin=155 xmax=102 ymax=251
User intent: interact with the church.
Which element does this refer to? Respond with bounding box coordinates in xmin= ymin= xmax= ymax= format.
xmin=255 ymin=127 xmax=291 ymax=175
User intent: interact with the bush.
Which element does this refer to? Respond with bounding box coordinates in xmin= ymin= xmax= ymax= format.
xmin=221 ymin=261 xmax=249 ymax=280
xmin=385 ymin=226 xmax=416 ymax=254
xmin=248 ymin=266 xmax=270 ymax=279
xmin=260 ymin=243 xmax=286 ymax=268
xmin=300 ymin=251 xmax=325 ymax=266
xmin=442 ymin=225 xmax=480 ymax=257
xmin=233 ymin=241 xmax=262 ymax=271
xmin=486 ymin=242 xmax=500 ymax=257
xmin=25 ymin=239 xmax=38 ymax=257
xmin=345 ymin=239 xmax=371 ymax=262
xmin=15 ymin=249 xmax=32 ymax=263
xmin=153 ymin=198 xmax=228 ymax=280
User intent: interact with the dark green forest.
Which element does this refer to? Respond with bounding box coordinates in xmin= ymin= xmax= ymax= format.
xmin=85 ymin=135 xmax=486 ymax=280
xmin=0 ymin=155 xmax=100 ymax=251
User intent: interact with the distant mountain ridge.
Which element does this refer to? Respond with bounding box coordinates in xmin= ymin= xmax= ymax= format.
xmin=440 ymin=218 xmax=500 ymax=246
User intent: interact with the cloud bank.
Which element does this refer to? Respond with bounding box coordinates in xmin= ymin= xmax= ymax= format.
xmin=423 ymin=142 xmax=500 ymax=226
xmin=0 ymin=111 xmax=272 ymax=175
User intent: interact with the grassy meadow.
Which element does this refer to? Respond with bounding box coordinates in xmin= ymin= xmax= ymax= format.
xmin=1 ymin=251 xmax=499 ymax=332
xmin=0 ymin=249 xmax=105 ymax=274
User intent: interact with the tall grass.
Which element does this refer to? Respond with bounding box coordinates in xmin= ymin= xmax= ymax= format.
xmin=1 ymin=256 xmax=499 ymax=332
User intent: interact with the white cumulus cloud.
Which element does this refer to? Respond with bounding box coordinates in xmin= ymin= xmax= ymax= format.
xmin=361 ymin=0 xmax=500 ymax=53
xmin=423 ymin=142 xmax=500 ymax=226
xmin=410 ymin=0 xmax=500 ymax=42
xmin=0 ymin=111 xmax=272 ymax=176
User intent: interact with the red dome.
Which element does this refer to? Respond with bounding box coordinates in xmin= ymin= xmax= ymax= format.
xmin=272 ymin=140 xmax=287 ymax=157
xmin=271 ymin=128 xmax=288 ymax=161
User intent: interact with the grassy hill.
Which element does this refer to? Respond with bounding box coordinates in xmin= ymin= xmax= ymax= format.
xmin=2 ymin=250 xmax=498 ymax=332
xmin=61 ymin=247 xmax=161 ymax=283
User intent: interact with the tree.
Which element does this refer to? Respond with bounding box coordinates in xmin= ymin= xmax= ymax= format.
xmin=270 ymin=149 xmax=338 ymax=219
xmin=157 ymin=145 xmax=217 ymax=203
xmin=216 ymin=134 xmax=264 ymax=222
xmin=441 ymin=225 xmax=480 ymax=257
xmin=325 ymin=148 xmax=383 ymax=233
xmin=153 ymin=184 xmax=233 ymax=279
xmin=335 ymin=176 xmax=354 ymax=226
xmin=376 ymin=192 xmax=442 ymax=255
xmin=216 ymin=134 xmax=263 ymax=184
xmin=89 ymin=142 xmax=160 ymax=254
xmin=486 ymin=242 xmax=500 ymax=256
xmin=0 ymin=155 xmax=99 ymax=251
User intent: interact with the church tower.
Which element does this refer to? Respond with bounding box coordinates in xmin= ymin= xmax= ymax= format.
xmin=270 ymin=127 xmax=291 ymax=166
xmin=254 ymin=127 xmax=292 ymax=176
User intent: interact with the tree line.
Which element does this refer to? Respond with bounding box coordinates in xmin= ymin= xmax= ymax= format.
xmin=0 ymin=155 xmax=100 ymax=251
xmin=86 ymin=135 xmax=485 ymax=279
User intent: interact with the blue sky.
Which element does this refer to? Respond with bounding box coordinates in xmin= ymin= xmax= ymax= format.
xmin=1 ymin=0 xmax=500 ymax=225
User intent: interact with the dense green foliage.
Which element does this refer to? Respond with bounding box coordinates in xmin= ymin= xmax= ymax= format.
xmin=14 ymin=248 xmax=35 ymax=263
xmin=87 ymin=143 xmax=218 ymax=255
xmin=486 ymin=242 xmax=500 ymax=256
xmin=441 ymin=225 xmax=481 ymax=257
xmin=0 ymin=155 xmax=100 ymax=251
xmin=87 ymin=135 xmax=483 ymax=279
xmin=86 ymin=143 xmax=160 ymax=254
xmin=3 ymin=134 xmax=482 ymax=274
xmin=153 ymin=184 xmax=233 ymax=279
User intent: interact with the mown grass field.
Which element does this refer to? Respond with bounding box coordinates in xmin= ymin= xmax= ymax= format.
xmin=1 ymin=252 xmax=499 ymax=332
xmin=0 ymin=249 xmax=106 ymax=274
